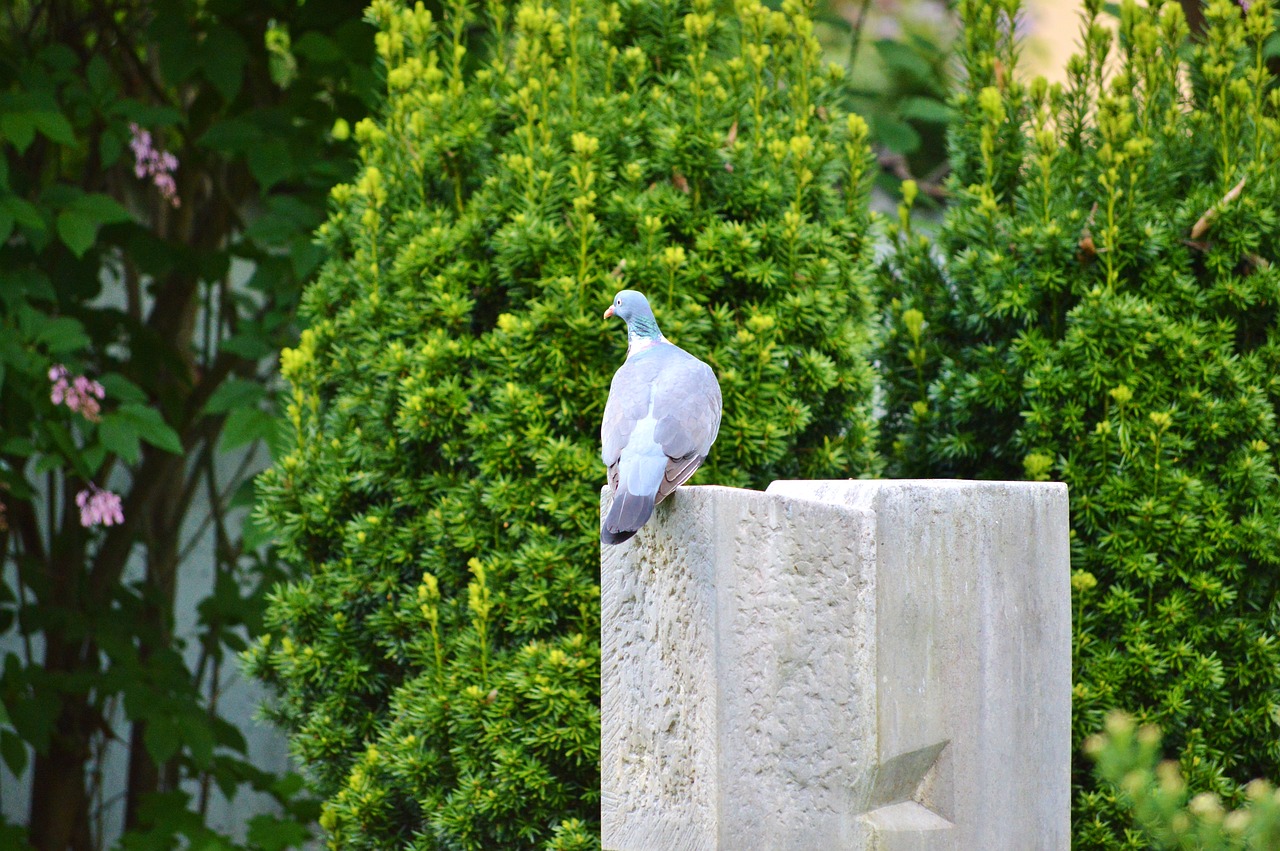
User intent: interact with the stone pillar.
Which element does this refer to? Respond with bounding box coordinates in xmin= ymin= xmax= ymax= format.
xmin=600 ymin=480 xmax=1070 ymax=851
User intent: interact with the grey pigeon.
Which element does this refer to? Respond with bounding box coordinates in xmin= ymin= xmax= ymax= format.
xmin=600 ymin=290 xmax=722 ymax=545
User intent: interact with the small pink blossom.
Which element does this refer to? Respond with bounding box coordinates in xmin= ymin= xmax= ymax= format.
xmin=76 ymin=484 xmax=124 ymax=528
xmin=128 ymin=123 xmax=181 ymax=208
xmin=49 ymin=365 xmax=105 ymax=421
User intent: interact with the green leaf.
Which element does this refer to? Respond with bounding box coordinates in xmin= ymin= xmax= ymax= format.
xmin=221 ymin=329 xmax=275 ymax=360
xmin=0 ymin=112 xmax=36 ymax=152
xmin=101 ymin=403 xmax=183 ymax=463
xmin=30 ymin=110 xmax=75 ymax=146
xmin=74 ymin=193 xmax=131 ymax=224
xmin=99 ymin=412 xmax=142 ymax=464
xmin=290 ymin=239 xmax=326 ymax=279
xmin=241 ymin=510 xmax=274 ymax=550
xmin=202 ymin=378 xmax=265 ymax=415
xmin=116 ymin=403 xmax=183 ymax=455
xmin=0 ymin=266 xmax=54 ymax=309
xmin=898 ymin=96 xmax=954 ymax=125
xmin=0 ymin=825 xmax=31 ymax=851
xmin=100 ymin=373 xmax=148 ymax=403
xmin=1266 ymin=32 xmax=1280 ymax=60
xmin=208 ymin=715 xmax=247 ymax=753
xmin=0 ymin=91 xmax=75 ymax=152
xmin=81 ymin=442 xmax=106 ymax=474
xmin=55 ymin=193 xmax=131 ymax=257
xmin=247 ymin=815 xmax=309 ymax=851
xmin=144 ymin=715 xmax=182 ymax=764
xmin=270 ymin=773 xmax=306 ymax=798
xmin=247 ymin=140 xmax=293 ymax=190
xmin=2 ymin=195 xmax=45 ymax=236
xmin=245 ymin=196 xmax=321 ymax=247
xmin=0 ymin=730 xmax=27 ymax=777
xmin=199 ymin=118 xmax=263 ymax=155
xmin=55 ymin=210 xmax=100 ymax=257
xmin=0 ymin=437 xmax=36 ymax=457
xmin=86 ymin=53 xmax=113 ymax=97
xmin=27 ymin=312 xmax=90 ymax=354
xmin=114 ymin=102 xmax=183 ymax=127
xmin=874 ymin=40 xmax=936 ymax=89
xmin=293 ymin=32 xmax=344 ymax=63
xmin=183 ymin=714 xmax=215 ymax=768
xmin=33 ymin=455 xmax=63 ymax=475
xmin=7 ymin=691 xmax=55 ymax=754
xmin=99 ymin=128 xmax=124 ymax=168
xmin=229 ymin=476 xmax=256 ymax=509
xmin=200 ymin=25 xmax=249 ymax=102
xmin=151 ymin=5 xmax=201 ymax=84
xmin=874 ymin=114 xmax=921 ymax=155
xmin=220 ymin=407 xmax=277 ymax=452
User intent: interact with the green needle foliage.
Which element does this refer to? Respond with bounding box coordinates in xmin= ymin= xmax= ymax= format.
xmin=880 ymin=0 xmax=1280 ymax=846
xmin=245 ymin=0 xmax=880 ymax=847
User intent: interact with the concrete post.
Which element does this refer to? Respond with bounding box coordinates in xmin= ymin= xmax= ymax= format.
xmin=601 ymin=480 xmax=1070 ymax=851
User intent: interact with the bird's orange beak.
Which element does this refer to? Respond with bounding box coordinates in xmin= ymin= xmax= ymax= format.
xmin=603 ymin=304 xmax=615 ymax=319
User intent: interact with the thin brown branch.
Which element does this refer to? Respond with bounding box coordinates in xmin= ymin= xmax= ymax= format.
xmin=176 ymin=437 xmax=263 ymax=565
xmin=1190 ymin=175 xmax=1246 ymax=240
xmin=877 ymin=150 xmax=949 ymax=200
xmin=1179 ymin=0 xmax=1206 ymax=39
xmin=846 ymin=0 xmax=873 ymax=71
xmin=3 ymin=478 xmax=46 ymax=567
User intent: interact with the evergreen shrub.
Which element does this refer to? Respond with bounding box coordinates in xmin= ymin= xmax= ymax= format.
xmin=245 ymin=0 xmax=880 ymax=846
xmin=1088 ymin=712 xmax=1280 ymax=850
xmin=880 ymin=0 xmax=1280 ymax=845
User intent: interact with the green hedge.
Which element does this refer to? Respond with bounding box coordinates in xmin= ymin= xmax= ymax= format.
xmin=244 ymin=0 xmax=880 ymax=846
xmin=880 ymin=0 xmax=1280 ymax=846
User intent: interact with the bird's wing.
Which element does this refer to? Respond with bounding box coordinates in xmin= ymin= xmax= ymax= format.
xmin=651 ymin=353 xmax=721 ymax=503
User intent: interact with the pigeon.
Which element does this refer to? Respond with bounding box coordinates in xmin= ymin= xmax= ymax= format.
xmin=600 ymin=290 xmax=722 ymax=545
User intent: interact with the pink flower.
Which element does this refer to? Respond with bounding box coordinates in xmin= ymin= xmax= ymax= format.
xmin=49 ymin=365 xmax=105 ymax=421
xmin=128 ymin=123 xmax=181 ymax=208
xmin=49 ymin=365 xmax=68 ymax=404
xmin=76 ymin=484 xmax=124 ymax=528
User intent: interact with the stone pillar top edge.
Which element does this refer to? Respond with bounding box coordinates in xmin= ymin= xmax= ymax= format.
xmin=767 ymin=478 xmax=1067 ymax=491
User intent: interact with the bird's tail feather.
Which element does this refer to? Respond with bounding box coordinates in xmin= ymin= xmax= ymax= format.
xmin=601 ymin=489 xmax=655 ymax=545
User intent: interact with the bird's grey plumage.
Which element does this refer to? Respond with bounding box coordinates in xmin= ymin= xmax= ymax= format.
xmin=600 ymin=290 xmax=721 ymax=545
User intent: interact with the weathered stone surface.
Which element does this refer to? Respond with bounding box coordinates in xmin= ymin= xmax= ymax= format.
xmin=601 ymin=485 xmax=879 ymax=850
xmin=601 ymin=480 xmax=1070 ymax=851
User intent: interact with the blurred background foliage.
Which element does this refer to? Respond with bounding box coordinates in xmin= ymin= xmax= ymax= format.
xmin=815 ymin=0 xmax=955 ymax=203
xmin=1089 ymin=712 xmax=1280 ymax=850
xmin=0 ymin=0 xmax=374 ymax=848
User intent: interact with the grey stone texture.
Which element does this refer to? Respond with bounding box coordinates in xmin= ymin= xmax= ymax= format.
xmin=601 ymin=480 xmax=1070 ymax=851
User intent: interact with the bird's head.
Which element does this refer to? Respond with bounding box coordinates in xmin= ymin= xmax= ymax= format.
xmin=603 ymin=289 xmax=653 ymax=324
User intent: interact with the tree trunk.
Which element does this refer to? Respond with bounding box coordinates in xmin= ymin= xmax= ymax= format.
xmin=28 ymin=491 xmax=95 ymax=851
xmin=1178 ymin=0 xmax=1205 ymax=39
xmin=124 ymin=345 xmax=194 ymax=830
xmin=28 ymin=669 xmax=95 ymax=850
